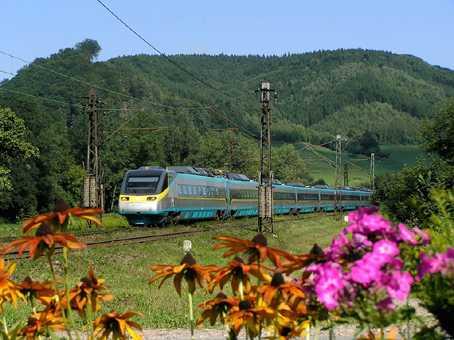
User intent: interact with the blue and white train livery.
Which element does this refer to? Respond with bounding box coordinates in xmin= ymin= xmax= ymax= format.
xmin=118 ymin=166 xmax=372 ymax=226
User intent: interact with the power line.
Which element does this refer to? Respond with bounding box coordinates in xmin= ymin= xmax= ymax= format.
xmin=1 ymin=46 xmax=255 ymax=139
xmin=0 ymin=87 xmax=85 ymax=108
xmin=0 ymin=49 xmax=206 ymax=111
xmin=0 ymin=69 xmax=15 ymax=76
xmin=94 ymin=0 xmax=220 ymax=93
xmin=93 ymin=0 xmax=258 ymax=139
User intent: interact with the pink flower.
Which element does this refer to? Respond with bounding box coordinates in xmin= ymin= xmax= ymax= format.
xmin=327 ymin=233 xmax=350 ymax=260
xmin=317 ymin=290 xmax=339 ymax=310
xmin=377 ymin=297 xmax=394 ymax=311
xmin=381 ymin=271 xmax=413 ymax=302
xmin=441 ymin=248 xmax=454 ymax=278
xmin=418 ymin=253 xmax=443 ymax=279
xmin=373 ymin=240 xmax=399 ymax=260
xmin=352 ymin=233 xmax=373 ymax=248
xmin=414 ymin=227 xmax=430 ymax=245
xmin=398 ymin=224 xmax=418 ymax=245
xmin=312 ymin=262 xmax=345 ymax=310
xmin=361 ymin=214 xmax=393 ymax=235
xmin=350 ymin=254 xmax=382 ymax=285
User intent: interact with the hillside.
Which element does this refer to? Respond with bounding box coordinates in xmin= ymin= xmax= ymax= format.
xmin=2 ymin=40 xmax=454 ymax=143
xmin=300 ymin=144 xmax=427 ymax=186
xmin=0 ymin=39 xmax=452 ymax=217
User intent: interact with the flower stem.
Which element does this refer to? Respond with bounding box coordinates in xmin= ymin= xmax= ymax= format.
xmin=188 ymin=291 xmax=194 ymax=340
xmin=46 ymin=251 xmax=57 ymax=282
xmin=62 ymin=248 xmax=75 ymax=340
xmin=2 ymin=316 xmax=8 ymax=336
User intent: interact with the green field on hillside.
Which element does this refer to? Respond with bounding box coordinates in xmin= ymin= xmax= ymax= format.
xmin=300 ymin=144 xmax=426 ymax=186
xmin=3 ymin=214 xmax=344 ymax=329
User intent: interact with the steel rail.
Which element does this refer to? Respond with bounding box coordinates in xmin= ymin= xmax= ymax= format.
xmin=2 ymin=212 xmax=337 ymax=261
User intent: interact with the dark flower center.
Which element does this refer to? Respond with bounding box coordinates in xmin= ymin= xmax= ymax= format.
xmin=184 ymin=268 xmax=197 ymax=281
xmin=53 ymin=199 xmax=70 ymax=212
xmin=216 ymin=292 xmax=227 ymax=299
xmin=280 ymin=326 xmax=292 ymax=336
xmin=251 ymin=233 xmax=267 ymax=246
xmin=233 ymin=256 xmax=244 ymax=263
xmin=239 ymin=300 xmax=251 ymax=310
xmin=81 ymin=277 xmax=96 ymax=288
xmin=36 ymin=222 xmax=53 ymax=236
xmin=181 ymin=253 xmax=197 ymax=266
xmin=271 ymin=272 xmax=285 ymax=287
xmin=310 ymin=243 xmax=324 ymax=257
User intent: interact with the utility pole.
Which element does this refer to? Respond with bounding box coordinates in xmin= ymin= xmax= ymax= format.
xmin=334 ymin=134 xmax=343 ymax=209
xmin=83 ymin=89 xmax=104 ymax=211
xmin=334 ymin=135 xmax=344 ymax=188
xmin=370 ymin=153 xmax=375 ymax=191
xmin=256 ymin=81 xmax=275 ymax=234
xmin=227 ymin=129 xmax=238 ymax=171
xmin=343 ymin=163 xmax=349 ymax=187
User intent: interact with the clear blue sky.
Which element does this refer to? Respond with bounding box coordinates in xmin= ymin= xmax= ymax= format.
xmin=1 ymin=0 xmax=453 ymax=78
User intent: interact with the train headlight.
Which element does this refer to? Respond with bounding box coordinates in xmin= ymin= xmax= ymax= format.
xmin=120 ymin=197 xmax=130 ymax=201
xmin=147 ymin=196 xmax=157 ymax=201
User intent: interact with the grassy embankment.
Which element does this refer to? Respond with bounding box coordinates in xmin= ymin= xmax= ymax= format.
xmin=2 ymin=213 xmax=345 ymax=329
xmin=300 ymin=144 xmax=426 ymax=186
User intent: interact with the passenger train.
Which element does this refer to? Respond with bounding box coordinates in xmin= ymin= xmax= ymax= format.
xmin=118 ymin=166 xmax=373 ymax=226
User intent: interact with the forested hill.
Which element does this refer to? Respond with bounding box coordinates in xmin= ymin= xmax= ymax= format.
xmin=1 ymin=39 xmax=454 ymax=218
xmin=2 ymin=39 xmax=454 ymax=145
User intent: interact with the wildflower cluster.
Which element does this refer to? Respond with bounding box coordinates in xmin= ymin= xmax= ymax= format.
xmin=306 ymin=207 xmax=434 ymax=330
xmin=150 ymin=233 xmax=315 ymax=339
xmin=0 ymin=202 xmax=142 ymax=339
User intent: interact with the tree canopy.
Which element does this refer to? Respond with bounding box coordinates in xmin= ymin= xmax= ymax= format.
xmin=0 ymin=107 xmax=38 ymax=192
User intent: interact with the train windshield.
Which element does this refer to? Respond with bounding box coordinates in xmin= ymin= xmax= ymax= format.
xmin=124 ymin=176 xmax=161 ymax=194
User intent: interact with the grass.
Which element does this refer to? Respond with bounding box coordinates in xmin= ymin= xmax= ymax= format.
xmin=3 ymin=214 xmax=345 ymax=329
xmin=300 ymin=144 xmax=426 ymax=186
xmin=0 ymin=213 xmax=129 ymax=240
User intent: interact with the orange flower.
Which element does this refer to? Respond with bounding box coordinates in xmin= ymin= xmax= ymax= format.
xmin=257 ymin=272 xmax=305 ymax=307
xmin=279 ymin=253 xmax=313 ymax=274
xmin=210 ymin=257 xmax=271 ymax=294
xmin=93 ymin=311 xmax=142 ymax=340
xmin=3 ymin=223 xmax=86 ymax=259
xmin=197 ymin=292 xmax=240 ymax=326
xmin=213 ymin=233 xmax=294 ymax=267
xmin=226 ymin=299 xmax=275 ymax=337
xmin=149 ymin=253 xmax=217 ymax=295
xmin=0 ymin=259 xmax=23 ymax=310
xmin=272 ymin=304 xmax=310 ymax=340
xmin=22 ymin=199 xmax=102 ymax=233
xmin=69 ymin=267 xmax=112 ymax=316
xmin=16 ymin=276 xmax=55 ymax=303
xmin=18 ymin=310 xmax=65 ymax=339
xmin=39 ymin=294 xmax=66 ymax=316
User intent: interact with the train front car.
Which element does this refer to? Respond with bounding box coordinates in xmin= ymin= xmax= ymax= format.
xmin=118 ymin=167 xmax=171 ymax=226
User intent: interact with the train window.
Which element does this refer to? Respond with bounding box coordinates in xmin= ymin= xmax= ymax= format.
xmin=161 ymin=175 xmax=168 ymax=192
xmin=298 ymin=192 xmax=318 ymax=200
xmin=125 ymin=176 xmax=160 ymax=194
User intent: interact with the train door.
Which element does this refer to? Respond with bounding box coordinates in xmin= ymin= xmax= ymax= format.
xmin=225 ymin=180 xmax=231 ymax=216
xmin=167 ymin=171 xmax=176 ymax=210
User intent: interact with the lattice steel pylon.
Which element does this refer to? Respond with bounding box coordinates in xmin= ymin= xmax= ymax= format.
xmin=256 ymin=81 xmax=275 ymax=234
xmin=83 ymin=89 xmax=104 ymax=210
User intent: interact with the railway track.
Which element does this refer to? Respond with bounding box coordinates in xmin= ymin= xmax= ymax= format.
xmin=2 ymin=212 xmax=338 ymax=261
